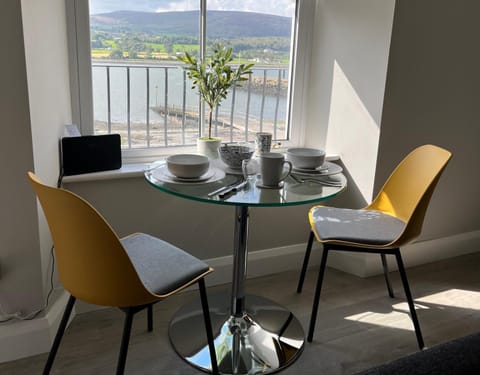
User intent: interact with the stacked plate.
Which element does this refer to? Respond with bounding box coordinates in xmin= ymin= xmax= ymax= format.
xmin=286 ymin=148 xmax=343 ymax=176
xmin=292 ymin=161 xmax=342 ymax=177
xmin=147 ymin=154 xmax=226 ymax=184
xmin=149 ymin=164 xmax=226 ymax=184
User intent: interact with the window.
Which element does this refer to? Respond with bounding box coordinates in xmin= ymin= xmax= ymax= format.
xmin=67 ymin=0 xmax=314 ymax=161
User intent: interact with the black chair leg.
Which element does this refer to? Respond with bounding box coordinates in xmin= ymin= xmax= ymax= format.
xmin=198 ymin=278 xmax=219 ymax=374
xmin=381 ymin=253 xmax=395 ymax=298
xmin=147 ymin=304 xmax=153 ymax=332
xmin=117 ymin=308 xmax=135 ymax=375
xmin=394 ymin=250 xmax=425 ymax=350
xmin=307 ymin=246 xmax=329 ymax=342
xmin=43 ymin=295 xmax=76 ymax=375
xmin=297 ymin=231 xmax=315 ymax=294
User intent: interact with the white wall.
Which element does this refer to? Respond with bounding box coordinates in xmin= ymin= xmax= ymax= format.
xmin=21 ymin=0 xmax=73 ymax=293
xmin=64 ymin=177 xmax=352 ymax=261
xmin=306 ymin=0 xmax=395 ymax=201
xmin=2 ymin=0 xmax=480 ymax=363
xmin=0 ymin=0 xmax=43 ymax=321
xmin=0 ymin=0 xmax=73 ymax=362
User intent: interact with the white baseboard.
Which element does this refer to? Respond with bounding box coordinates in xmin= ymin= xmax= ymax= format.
xmin=205 ymin=243 xmax=310 ymax=287
xmin=207 ymin=230 xmax=480 ymax=282
xmin=303 ymin=230 xmax=480 ymax=278
xmin=0 ymin=290 xmax=72 ymax=363
xmin=2 ymin=230 xmax=479 ymax=364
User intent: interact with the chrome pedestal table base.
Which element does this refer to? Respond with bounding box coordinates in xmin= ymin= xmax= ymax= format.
xmin=169 ymin=293 xmax=304 ymax=374
xmin=169 ymin=206 xmax=305 ymax=374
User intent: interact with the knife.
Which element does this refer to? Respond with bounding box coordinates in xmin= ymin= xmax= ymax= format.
xmin=207 ymin=180 xmax=243 ymax=197
xmin=218 ymin=180 xmax=248 ymax=198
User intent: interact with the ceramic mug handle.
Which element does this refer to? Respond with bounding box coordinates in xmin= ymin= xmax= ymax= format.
xmin=279 ymin=160 xmax=293 ymax=182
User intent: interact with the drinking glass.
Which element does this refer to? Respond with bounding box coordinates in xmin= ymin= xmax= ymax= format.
xmin=242 ymin=158 xmax=260 ymax=185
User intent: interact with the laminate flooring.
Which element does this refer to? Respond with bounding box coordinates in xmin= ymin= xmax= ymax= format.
xmin=1 ymin=252 xmax=480 ymax=374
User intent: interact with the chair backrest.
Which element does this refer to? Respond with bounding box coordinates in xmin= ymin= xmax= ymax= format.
xmin=367 ymin=144 xmax=452 ymax=247
xmin=27 ymin=172 xmax=156 ymax=307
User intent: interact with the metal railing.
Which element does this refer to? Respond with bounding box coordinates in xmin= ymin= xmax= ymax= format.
xmin=92 ymin=62 xmax=289 ymax=149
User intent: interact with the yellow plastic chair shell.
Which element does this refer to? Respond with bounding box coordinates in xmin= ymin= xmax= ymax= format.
xmin=297 ymin=144 xmax=452 ymax=350
xmin=27 ymin=172 xmax=218 ymax=374
xmin=310 ymin=144 xmax=452 ymax=249
xmin=365 ymin=144 xmax=452 ymax=247
xmin=29 ymin=172 xmax=210 ymax=307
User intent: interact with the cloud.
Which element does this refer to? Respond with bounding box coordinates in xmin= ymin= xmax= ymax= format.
xmin=90 ymin=0 xmax=294 ymax=17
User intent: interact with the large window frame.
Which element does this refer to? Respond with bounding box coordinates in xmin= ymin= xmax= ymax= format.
xmin=66 ymin=0 xmax=315 ymax=163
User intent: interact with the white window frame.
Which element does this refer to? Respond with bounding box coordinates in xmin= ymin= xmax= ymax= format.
xmin=66 ymin=0 xmax=316 ymax=163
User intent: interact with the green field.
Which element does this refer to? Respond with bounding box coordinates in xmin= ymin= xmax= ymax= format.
xmin=91 ymin=32 xmax=289 ymax=64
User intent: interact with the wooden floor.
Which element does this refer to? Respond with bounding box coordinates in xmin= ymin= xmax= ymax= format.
xmin=2 ymin=252 xmax=480 ymax=374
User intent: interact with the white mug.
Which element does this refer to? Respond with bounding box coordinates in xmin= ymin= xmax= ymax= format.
xmin=259 ymin=152 xmax=292 ymax=187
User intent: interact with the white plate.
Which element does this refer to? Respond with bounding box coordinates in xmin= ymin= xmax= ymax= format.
xmin=169 ymin=169 xmax=215 ymax=182
xmin=292 ymin=161 xmax=343 ymax=176
xmin=293 ymin=163 xmax=329 ymax=173
xmin=224 ymin=166 xmax=244 ymax=175
xmin=150 ymin=164 xmax=225 ymax=184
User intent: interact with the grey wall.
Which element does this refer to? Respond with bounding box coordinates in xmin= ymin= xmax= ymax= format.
xmin=377 ymin=0 xmax=480 ymax=241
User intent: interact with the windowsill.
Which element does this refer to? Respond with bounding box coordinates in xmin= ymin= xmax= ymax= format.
xmin=62 ymin=163 xmax=149 ymax=183
xmin=62 ymin=152 xmax=341 ymax=184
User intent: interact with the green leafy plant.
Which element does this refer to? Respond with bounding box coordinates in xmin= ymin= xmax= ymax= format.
xmin=178 ymin=44 xmax=254 ymax=139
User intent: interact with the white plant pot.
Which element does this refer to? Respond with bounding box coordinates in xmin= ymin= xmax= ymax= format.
xmin=197 ymin=137 xmax=222 ymax=159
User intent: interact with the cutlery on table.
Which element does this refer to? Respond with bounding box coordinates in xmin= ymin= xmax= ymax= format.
xmin=208 ymin=179 xmax=245 ymax=197
xmin=289 ymin=174 xmax=343 ymax=187
xmin=218 ymin=180 xmax=248 ymax=198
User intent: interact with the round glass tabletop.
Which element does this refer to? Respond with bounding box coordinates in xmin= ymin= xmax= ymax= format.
xmin=144 ymin=157 xmax=347 ymax=374
xmin=144 ymin=159 xmax=347 ymax=207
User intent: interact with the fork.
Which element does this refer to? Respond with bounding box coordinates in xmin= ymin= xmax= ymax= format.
xmin=289 ymin=174 xmax=343 ymax=187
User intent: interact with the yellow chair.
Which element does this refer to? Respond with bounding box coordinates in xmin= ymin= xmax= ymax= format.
xmin=296 ymin=145 xmax=452 ymax=349
xmin=27 ymin=172 xmax=218 ymax=375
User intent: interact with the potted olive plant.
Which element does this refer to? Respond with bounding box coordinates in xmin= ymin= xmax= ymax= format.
xmin=178 ymin=44 xmax=254 ymax=158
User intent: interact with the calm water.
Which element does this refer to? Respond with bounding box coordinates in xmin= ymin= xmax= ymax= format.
xmin=92 ymin=65 xmax=288 ymax=126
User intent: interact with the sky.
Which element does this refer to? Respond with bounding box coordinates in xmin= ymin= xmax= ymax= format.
xmin=89 ymin=0 xmax=295 ymax=18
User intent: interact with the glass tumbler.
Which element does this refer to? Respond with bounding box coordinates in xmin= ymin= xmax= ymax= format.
xmin=242 ymin=158 xmax=260 ymax=186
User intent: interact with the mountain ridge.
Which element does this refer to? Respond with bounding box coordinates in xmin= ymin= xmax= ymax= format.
xmin=90 ymin=10 xmax=292 ymax=38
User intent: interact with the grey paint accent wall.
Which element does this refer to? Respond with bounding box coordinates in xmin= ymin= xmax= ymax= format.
xmin=378 ymin=0 xmax=480 ymax=240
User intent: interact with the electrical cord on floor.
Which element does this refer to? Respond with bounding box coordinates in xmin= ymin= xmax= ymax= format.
xmin=0 ymin=245 xmax=56 ymax=324
xmin=0 ymin=172 xmax=62 ymax=324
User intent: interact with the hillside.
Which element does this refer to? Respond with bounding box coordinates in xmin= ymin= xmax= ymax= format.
xmin=90 ymin=10 xmax=291 ymax=38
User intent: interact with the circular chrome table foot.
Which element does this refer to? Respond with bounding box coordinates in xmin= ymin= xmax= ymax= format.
xmin=169 ymin=294 xmax=305 ymax=374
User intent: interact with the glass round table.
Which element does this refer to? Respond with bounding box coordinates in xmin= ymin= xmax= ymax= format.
xmin=145 ymin=161 xmax=346 ymax=374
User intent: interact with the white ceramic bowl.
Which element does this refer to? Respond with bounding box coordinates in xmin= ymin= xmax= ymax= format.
xmin=166 ymin=154 xmax=210 ymax=178
xmin=286 ymin=148 xmax=326 ymax=169
xmin=219 ymin=143 xmax=254 ymax=169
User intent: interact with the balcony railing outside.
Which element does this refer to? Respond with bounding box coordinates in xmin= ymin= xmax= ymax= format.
xmin=92 ymin=62 xmax=289 ymax=149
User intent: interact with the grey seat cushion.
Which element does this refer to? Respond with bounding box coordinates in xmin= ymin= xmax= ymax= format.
xmin=310 ymin=207 xmax=405 ymax=246
xmin=121 ymin=233 xmax=210 ymax=295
